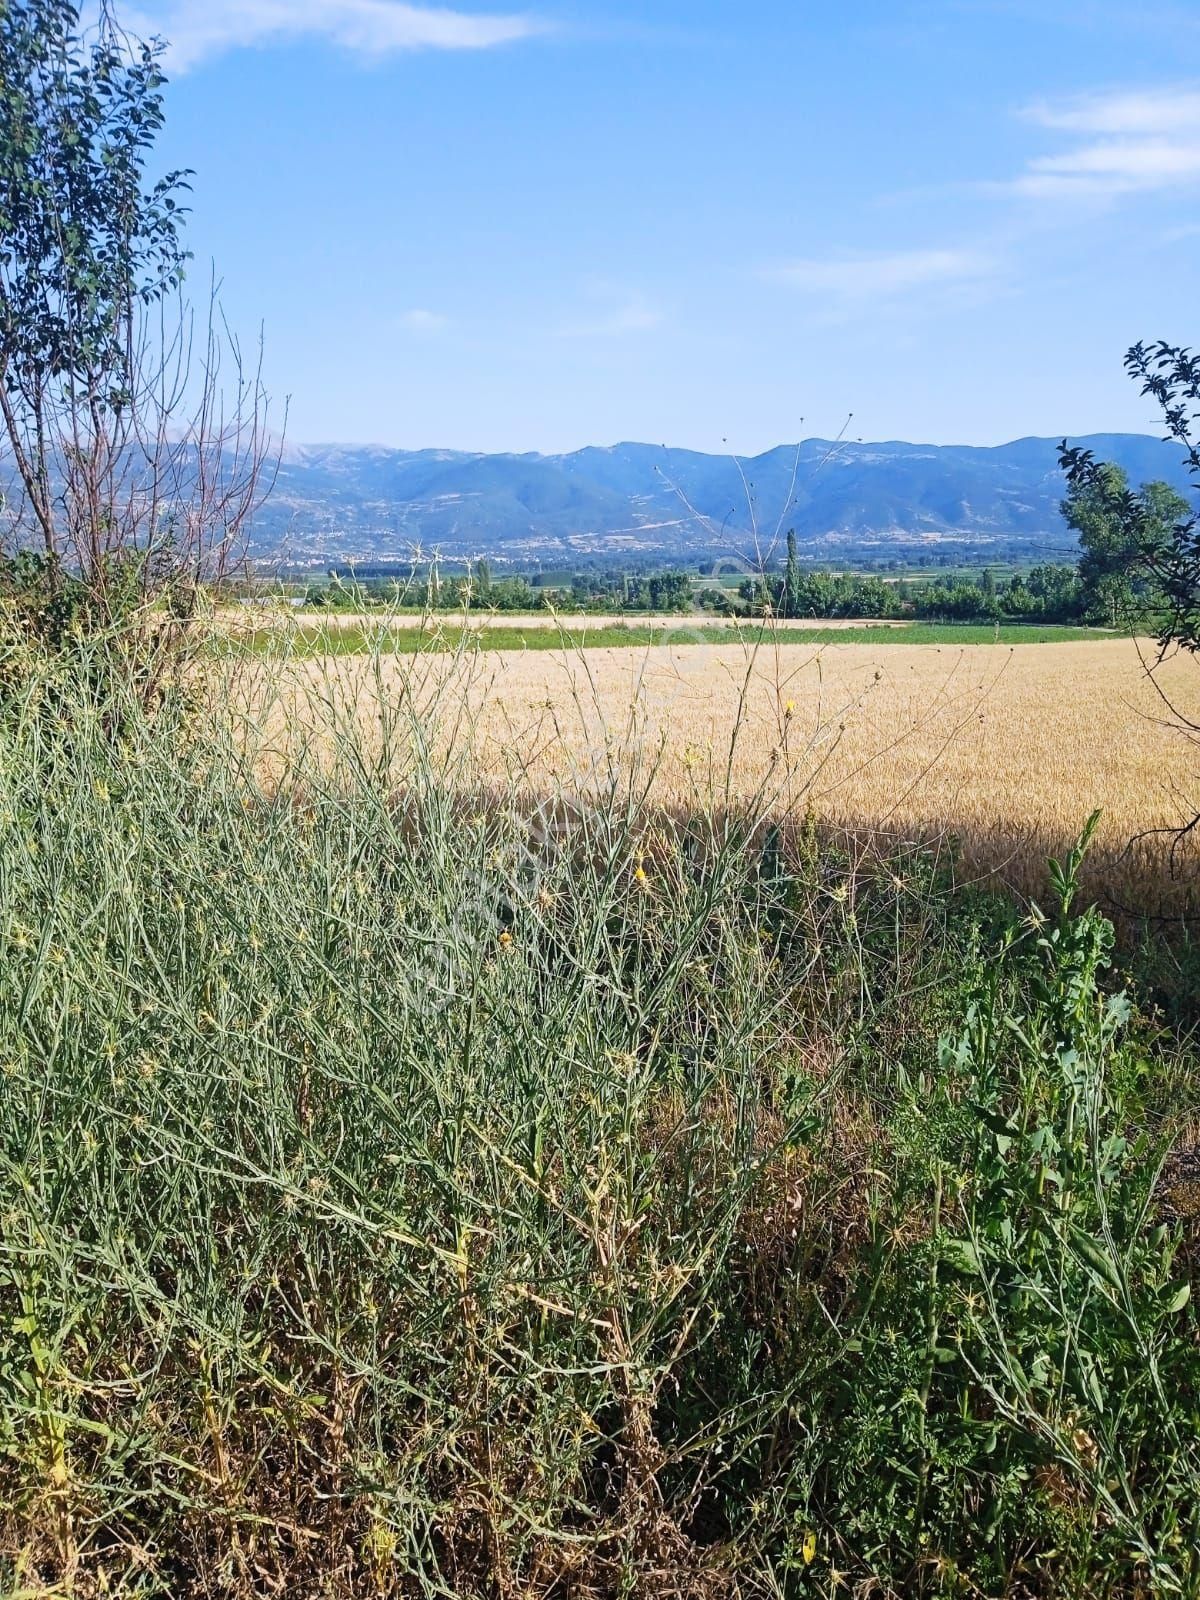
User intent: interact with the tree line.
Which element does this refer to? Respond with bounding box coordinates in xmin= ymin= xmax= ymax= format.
xmin=740 ymin=469 xmax=1192 ymax=627
xmin=302 ymin=563 xmax=696 ymax=614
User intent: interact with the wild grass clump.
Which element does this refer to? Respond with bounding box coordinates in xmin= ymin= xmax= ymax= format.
xmin=1 ymin=643 xmax=1198 ymax=1598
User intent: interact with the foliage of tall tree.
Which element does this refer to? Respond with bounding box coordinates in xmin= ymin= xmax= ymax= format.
xmin=0 ymin=0 xmax=271 ymax=656
xmin=1062 ymin=462 xmax=1187 ymax=629
xmin=1062 ymin=343 xmax=1200 ymax=871
xmin=1061 ymin=344 xmax=1199 ymax=650
xmin=783 ymin=527 xmax=801 ymax=618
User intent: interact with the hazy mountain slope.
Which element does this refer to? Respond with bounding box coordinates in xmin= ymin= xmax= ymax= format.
xmin=255 ymin=434 xmax=1194 ymax=566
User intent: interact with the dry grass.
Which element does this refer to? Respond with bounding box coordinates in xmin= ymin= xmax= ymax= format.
xmin=241 ymin=634 xmax=1200 ymax=914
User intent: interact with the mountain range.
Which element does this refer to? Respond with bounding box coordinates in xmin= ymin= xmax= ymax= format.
xmin=252 ymin=434 xmax=1195 ymax=570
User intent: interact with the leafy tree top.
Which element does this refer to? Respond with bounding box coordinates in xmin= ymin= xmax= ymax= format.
xmin=1061 ymin=342 xmax=1200 ymax=650
xmin=0 ymin=0 xmax=190 ymax=410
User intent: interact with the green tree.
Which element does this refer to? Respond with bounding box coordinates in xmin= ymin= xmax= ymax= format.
xmin=1062 ymin=345 xmax=1199 ymax=648
xmin=783 ymin=528 xmax=801 ymax=619
xmin=1061 ymin=342 xmax=1200 ymax=855
xmin=1025 ymin=563 xmax=1083 ymax=622
xmin=0 ymin=0 xmax=269 ymax=659
xmin=976 ymin=567 xmax=999 ymax=619
xmin=1062 ymin=463 xmax=1187 ymax=628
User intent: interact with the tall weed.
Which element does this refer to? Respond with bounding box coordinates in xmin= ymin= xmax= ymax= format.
xmin=0 ymin=644 xmax=1196 ymax=1597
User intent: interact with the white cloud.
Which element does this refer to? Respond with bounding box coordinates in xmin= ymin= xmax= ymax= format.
xmin=558 ymin=297 xmax=664 ymax=338
xmin=124 ymin=0 xmax=545 ymax=72
xmin=397 ymin=307 xmax=450 ymax=333
xmin=1025 ymin=87 xmax=1200 ymax=135
xmin=1032 ymin=138 xmax=1200 ymax=178
xmin=763 ymin=249 xmax=995 ymax=300
xmin=1011 ymin=84 xmax=1200 ymax=198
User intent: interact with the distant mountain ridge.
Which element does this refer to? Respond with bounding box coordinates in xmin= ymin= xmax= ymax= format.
xmin=253 ymin=434 xmax=1195 ymax=568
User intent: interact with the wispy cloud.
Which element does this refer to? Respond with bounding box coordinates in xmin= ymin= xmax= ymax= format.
xmin=557 ymin=296 xmax=664 ymax=338
xmin=125 ymin=0 xmax=546 ymax=72
xmin=1010 ymin=84 xmax=1200 ymax=198
xmin=762 ymin=248 xmax=996 ymax=300
xmin=1026 ymin=86 xmax=1200 ymax=135
xmin=397 ymin=307 xmax=451 ymax=333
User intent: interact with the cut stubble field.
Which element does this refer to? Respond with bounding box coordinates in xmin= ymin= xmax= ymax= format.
xmin=244 ymin=632 xmax=1199 ymax=914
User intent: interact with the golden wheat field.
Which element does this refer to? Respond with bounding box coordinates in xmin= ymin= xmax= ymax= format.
xmin=245 ymin=634 xmax=1199 ymax=911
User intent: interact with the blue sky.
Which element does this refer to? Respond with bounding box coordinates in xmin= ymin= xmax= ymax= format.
xmin=133 ymin=0 xmax=1199 ymax=453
